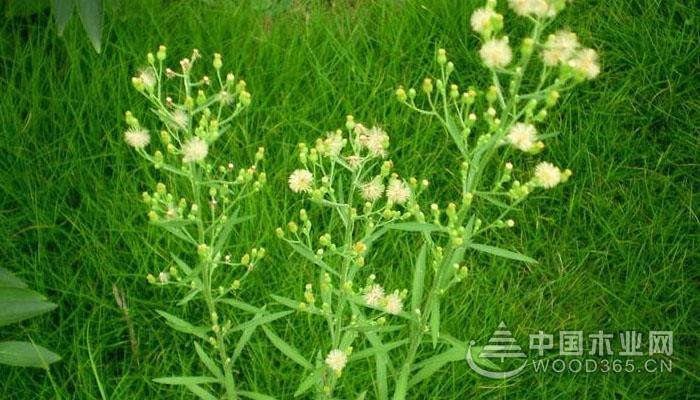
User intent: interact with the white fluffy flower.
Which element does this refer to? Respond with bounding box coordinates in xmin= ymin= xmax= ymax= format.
xmin=363 ymin=284 xmax=385 ymax=307
xmin=508 ymin=0 xmax=551 ymax=17
xmin=124 ymin=127 xmax=150 ymax=149
xmin=479 ymin=38 xmax=512 ymax=68
xmin=288 ymin=169 xmax=314 ymax=193
xmin=363 ymin=126 xmax=389 ymax=158
xmin=361 ymin=179 xmax=385 ymax=202
xmin=542 ymin=30 xmax=580 ymax=66
xmin=507 ymin=123 xmax=537 ymax=152
xmin=534 ymin=162 xmax=562 ymax=188
xmin=384 ymin=291 xmax=403 ymax=315
xmin=171 ymin=110 xmax=189 ymax=131
xmin=182 ymin=137 xmax=209 ymax=163
xmin=569 ymin=49 xmax=601 ymax=80
xmin=139 ymin=68 xmax=156 ymax=89
xmin=323 ymin=131 xmax=346 ymax=157
xmin=470 ymin=7 xmax=498 ymax=34
xmin=325 ymin=349 xmax=347 ymax=374
xmin=386 ymin=179 xmax=411 ymax=204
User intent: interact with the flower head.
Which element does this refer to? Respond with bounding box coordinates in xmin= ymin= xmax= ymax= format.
xmin=470 ymin=7 xmax=499 ymax=35
xmin=170 ymin=110 xmax=189 ymax=131
xmin=139 ymin=68 xmax=156 ymax=89
xmin=534 ymin=161 xmax=562 ymax=188
xmin=383 ymin=291 xmax=403 ymax=315
xmin=361 ymin=178 xmax=385 ymax=202
xmin=507 ymin=123 xmax=537 ymax=152
xmin=386 ymin=179 xmax=411 ymax=204
xmin=542 ymin=30 xmax=580 ymax=66
xmin=182 ymin=137 xmax=209 ymax=162
xmin=359 ymin=126 xmax=389 ymax=158
xmin=569 ymin=48 xmax=601 ymax=80
xmin=124 ymin=127 xmax=151 ymax=149
xmin=363 ymin=284 xmax=385 ymax=307
xmin=325 ymin=349 xmax=348 ymax=374
xmin=479 ymin=38 xmax=513 ymax=69
xmin=508 ymin=0 xmax=552 ymax=17
xmin=288 ymin=169 xmax=314 ymax=193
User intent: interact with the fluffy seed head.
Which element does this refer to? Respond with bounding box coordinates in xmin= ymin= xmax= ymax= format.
xmin=361 ymin=179 xmax=385 ymax=202
xmin=182 ymin=137 xmax=209 ymax=162
xmin=288 ymin=169 xmax=314 ymax=193
xmin=534 ymin=161 xmax=562 ymax=188
xmin=508 ymin=0 xmax=552 ymax=17
xmin=124 ymin=127 xmax=151 ymax=149
xmin=384 ymin=291 xmax=403 ymax=315
xmin=363 ymin=284 xmax=385 ymax=307
xmin=542 ymin=30 xmax=580 ymax=66
xmin=325 ymin=349 xmax=348 ymax=373
xmin=386 ymin=179 xmax=411 ymax=204
xmin=507 ymin=123 xmax=537 ymax=152
xmin=569 ymin=48 xmax=601 ymax=80
xmin=470 ymin=7 xmax=498 ymax=34
xmin=479 ymin=38 xmax=513 ymax=68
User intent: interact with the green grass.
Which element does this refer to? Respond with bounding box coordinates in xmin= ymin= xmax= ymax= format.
xmin=1 ymin=0 xmax=698 ymax=398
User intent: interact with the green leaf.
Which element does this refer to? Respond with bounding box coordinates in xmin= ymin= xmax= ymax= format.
xmin=150 ymin=219 xmax=196 ymax=245
xmin=261 ymin=326 xmax=313 ymax=370
xmin=386 ymin=222 xmax=445 ymax=233
xmin=155 ymin=310 xmax=208 ymax=339
xmin=467 ymin=243 xmax=538 ymax=264
xmin=429 ymin=301 xmax=440 ymax=348
xmin=194 ymin=342 xmax=223 ymax=381
xmin=76 ymin=0 xmax=102 ymax=53
xmin=217 ymin=298 xmax=264 ymax=314
xmin=184 ymin=384 xmax=218 ymax=400
xmin=0 ymin=268 xmax=26 ymax=288
xmin=445 ymin=112 xmax=468 ymax=157
xmin=52 ymin=0 xmax=74 ymax=35
xmin=153 ymin=376 xmax=220 ymax=385
xmin=228 ymin=311 xmax=292 ymax=333
xmin=410 ymin=244 xmax=427 ymax=312
xmin=0 ymin=288 xmax=57 ymax=327
xmin=349 ymin=339 xmax=409 ymax=362
xmin=238 ymin=391 xmax=277 ymax=400
xmin=409 ymin=346 xmax=464 ymax=387
xmin=293 ymin=371 xmax=318 ymax=397
xmin=287 ymin=242 xmax=340 ymax=277
xmin=232 ymin=310 xmax=263 ymax=363
xmin=392 ymin=364 xmax=410 ymax=400
xmin=0 ymin=341 xmax=60 ymax=368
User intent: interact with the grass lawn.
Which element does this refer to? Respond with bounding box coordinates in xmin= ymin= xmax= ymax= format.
xmin=1 ymin=0 xmax=698 ymax=398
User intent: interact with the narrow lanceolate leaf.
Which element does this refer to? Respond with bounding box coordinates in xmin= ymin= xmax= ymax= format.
xmin=150 ymin=219 xmax=196 ymax=244
xmin=155 ymin=310 xmax=208 ymax=339
xmin=429 ymin=301 xmax=440 ymax=348
xmin=0 ymin=267 xmax=26 ymax=288
xmin=288 ymin=242 xmax=340 ymax=277
xmin=262 ymin=326 xmax=313 ymax=370
xmin=411 ymin=244 xmax=427 ymax=312
xmin=184 ymin=384 xmax=218 ymax=400
xmin=386 ymin=222 xmax=445 ymax=233
xmin=217 ymin=298 xmax=264 ymax=314
xmin=392 ymin=364 xmax=411 ymax=400
xmin=0 ymin=288 xmax=57 ymax=327
xmin=153 ymin=376 xmax=220 ymax=385
xmin=294 ymin=371 xmax=318 ymax=397
xmin=213 ymin=211 xmax=253 ymax=255
xmin=0 ymin=341 xmax=60 ymax=368
xmin=445 ymin=112 xmax=468 ymax=157
xmin=76 ymin=0 xmax=102 ymax=53
xmin=349 ymin=339 xmax=409 ymax=362
xmin=408 ymin=346 xmax=465 ymax=388
xmin=228 ymin=311 xmax=292 ymax=333
xmin=52 ymin=0 xmax=74 ymax=35
xmin=467 ymin=243 xmax=538 ymax=264
xmin=270 ymin=294 xmax=317 ymax=314
xmin=194 ymin=342 xmax=223 ymax=381
xmin=232 ymin=310 xmax=264 ymax=362
xmin=238 ymin=391 xmax=277 ymax=400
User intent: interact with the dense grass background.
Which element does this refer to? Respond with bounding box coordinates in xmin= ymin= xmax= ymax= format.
xmin=1 ymin=0 xmax=698 ymax=398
